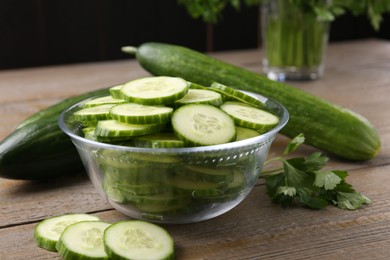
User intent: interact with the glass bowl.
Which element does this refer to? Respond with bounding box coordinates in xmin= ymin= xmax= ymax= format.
xmin=58 ymin=90 xmax=289 ymax=224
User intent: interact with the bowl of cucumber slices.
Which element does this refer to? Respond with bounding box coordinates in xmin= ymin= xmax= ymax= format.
xmin=59 ymin=76 xmax=289 ymax=223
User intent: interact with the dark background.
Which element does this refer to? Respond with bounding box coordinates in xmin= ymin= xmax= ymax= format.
xmin=1 ymin=0 xmax=389 ymax=70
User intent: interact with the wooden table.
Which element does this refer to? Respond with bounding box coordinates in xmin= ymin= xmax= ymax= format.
xmin=1 ymin=39 xmax=389 ymax=259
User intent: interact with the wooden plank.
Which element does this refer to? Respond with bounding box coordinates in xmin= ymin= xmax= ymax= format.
xmin=1 ymin=40 xmax=390 ymax=259
xmin=0 ymin=59 xmax=148 ymax=139
xmin=0 ymin=59 xmax=147 ymax=104
xmin=165 ymin=164 xmax=390 ymax=260
xmin=1 ymin=164 xmax=390 ymax=259
xmin=0 ymin=174 xmax=111 ymax=228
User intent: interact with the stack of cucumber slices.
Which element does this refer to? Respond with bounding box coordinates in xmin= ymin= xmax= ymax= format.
xmin=34 ymin=213 xmax=174 ymax=260
xmin=70 ymin=76 xmax=281 ymax=217
xmin=74 ymin=76 xmax=280 ymax=147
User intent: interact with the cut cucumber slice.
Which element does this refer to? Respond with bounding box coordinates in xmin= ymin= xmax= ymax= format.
xmin=175 ymin=165 xmax=234 ymax=184
xmin=115 ymin=182 xmax=167 ymax=196
xmin=195 ymin=170 xmax=247 ymax=202
xmin=167 ymin=174 xmax=224 ymax=197
xmin=235 ymin=126 xmax=260 ymax=141
xmin=102 ymin=164 xmax=171 ymax=184
xmin=121 ymin=76 xmax=189 ymax=105
xmin=97 ymin=149 xmax=181 ymax=168
xmin=125 ymin=190 xmax=190 ymax=206
xmin=225 ymin=169 xmax=247 ymax=193
xmin=132 ymin=132 xmax=186 ymax=148
xmin=104 ymin=220 xmax=174 ymax=260
xmin=34 ymin=214 xmax=100 ymax=251
xmin=102 ymin=164 xmax=171 ymax=201
xmin=94 ymin=120 xmax=166 ymax=137
xmin=210 ymin=82 xmax=269 ymax=111
xmin=187 ymin=82 xmax=210 ymax=90
xmin=83 ymin=95 xmax=125 ymax=108
xmin=171 ymin=104 xmax=236 ymax=146
xmin=174 ymin=88 xmax=223 ymax=107
xmin=84 ymin=128 xmax=99 ymax=141
xmin=110 ymin=103 xmax=173 ymax=124
xmin=109 ymin=84 xmax=124 ymax=99
xmin=82 ymin=126 xmax=96 ymax=135
xmin=84 ymin=127 xmax=133 ymax=143
xmin=56 ymin=221 xmax=111 ymax=260
xmin=220 ymin=101 xmax=279 ymax=133
xmin=128 ymin=152 xmax=183 ymax=165
xmin=74 ymin=104 xmax=115 ymax=122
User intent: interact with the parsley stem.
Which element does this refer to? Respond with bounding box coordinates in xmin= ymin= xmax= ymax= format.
xmin=259 ymin=168 xmax=283 ymax=177
xmin=260 ymin=157 xmax=286 ymax=177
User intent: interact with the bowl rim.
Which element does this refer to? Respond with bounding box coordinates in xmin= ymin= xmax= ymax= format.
xmin=58 ymin=89 xmax=289 ymax=154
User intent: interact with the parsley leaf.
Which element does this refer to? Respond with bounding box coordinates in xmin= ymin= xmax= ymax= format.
xmin=314 ymin=171 xmax=342 ymax=190
xmin=261 ymin=134 xmax=370 ymax=210
xmin=283 ymin=133 xmax=305 ymax=154
xmin=336 ymin=192 xmax=371 ymax=210
xmin=178 ymin=0 xmax=390 ymax=29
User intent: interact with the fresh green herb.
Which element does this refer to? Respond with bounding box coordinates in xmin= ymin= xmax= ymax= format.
xmin=260 ymin=134 xmax=371 ymax=210
xmin=178 ymin=0 xmax=390 ymax=30
xmin=262 ymin=0 xmax=331 ymax=71
xmin=334 ymin=0 xmax=390 ymax=30
xmin=177 ymin=0 xmax=261 ymax=24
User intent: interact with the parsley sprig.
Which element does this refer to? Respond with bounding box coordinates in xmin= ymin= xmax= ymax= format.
xmin=178 ymin=0 xmax=390 ymax=30
xmin=260 ymin=134 xmax=371 ymax=210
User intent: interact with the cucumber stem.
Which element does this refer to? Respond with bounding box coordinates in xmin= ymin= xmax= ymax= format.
xmin=121 ymin=46 xmax=138 ymax=55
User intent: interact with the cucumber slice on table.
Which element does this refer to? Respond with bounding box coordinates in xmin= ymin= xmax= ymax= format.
xmin=110 ymin=103 xmax=173 ymax=124
xmin=220 ymin=101 xmax=279 ymax=133
xmin=34 ymin=213 xmax=100 ymax=251
xmin=56 ymin=221 xmax=111 ymax=260
xmin=94 ymin=120 xmax=166 ymax=137
xmin=121 ymin=76 xmax=189 ymax=105
xmin=171 ymin=104 xmax=236 ymax=146
xmin=174 ymin=88 xmax=223 ymax=107
xmin=104 ymin=220 xmax=174 ymax=260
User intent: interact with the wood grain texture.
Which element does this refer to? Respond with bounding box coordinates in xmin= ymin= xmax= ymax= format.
xmin=0 ymin=40 xmax=389 ymax=260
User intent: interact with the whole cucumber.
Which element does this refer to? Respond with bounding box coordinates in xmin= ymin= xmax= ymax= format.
xmin=0 ymin=88 xmax=108 ymax=180
xmin=122 ymin=42 xmax=381 ymax=161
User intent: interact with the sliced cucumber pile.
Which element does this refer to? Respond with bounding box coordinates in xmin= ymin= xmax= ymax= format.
xmin=98 ymin=148 xmax=251 ymax=216
xmin=70 ymin=76 xmax=280 ymax=218
xmin=34 ymin=214 xmax=174 ymax=260
xmin=73 ymin=76 xmax=279 ymax=147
